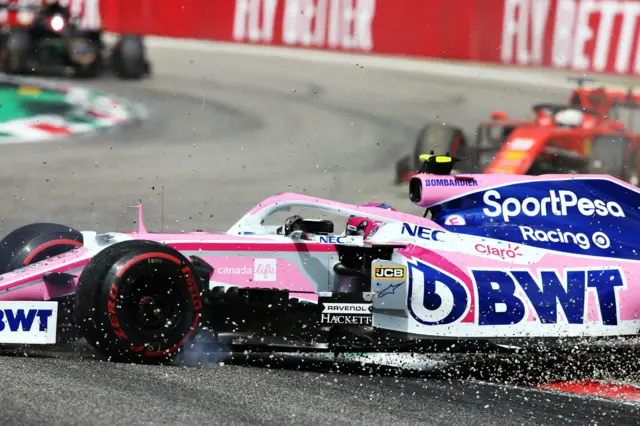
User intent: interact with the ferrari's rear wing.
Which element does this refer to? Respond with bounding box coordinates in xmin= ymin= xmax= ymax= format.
xmin=567 ymin=76 xmax=640 ymax=108
xmin=0 ymin=2 xmax=39 ymax=11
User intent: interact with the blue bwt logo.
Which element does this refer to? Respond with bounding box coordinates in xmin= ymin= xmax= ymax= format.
xmin=0 ymin=308 xmax=53 ymax=332
xmin=0 ymin=302 xmax=58 ymax=344
xmin=407 ymin=261 xmax=625 ymax=327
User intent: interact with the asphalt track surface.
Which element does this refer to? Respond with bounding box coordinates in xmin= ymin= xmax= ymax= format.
xmin=1 ymin=46 xmax=640 ymax=425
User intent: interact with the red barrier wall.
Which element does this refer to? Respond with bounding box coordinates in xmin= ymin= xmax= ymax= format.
xmin=99 ymin=0 xmax=640 ymax=77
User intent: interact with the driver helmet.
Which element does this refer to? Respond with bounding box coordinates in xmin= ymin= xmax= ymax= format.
xmin=346 ymin=202 xmax=395 ymax=237
xmin=555 ymin=109 xmax=584 ymax=127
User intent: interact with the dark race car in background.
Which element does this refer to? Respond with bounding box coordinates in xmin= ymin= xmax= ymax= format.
xmin=0 ymin=0 xmax=150 ymax=79
xmin=395 ymin=78 xmax=640 ymax=186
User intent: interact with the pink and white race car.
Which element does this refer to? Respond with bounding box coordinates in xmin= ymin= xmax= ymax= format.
xmin=0 ymin=155 xmax=638 ymax=363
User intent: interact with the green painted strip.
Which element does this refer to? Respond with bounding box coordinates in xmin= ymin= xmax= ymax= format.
xmin=0 ymin=77 xmax=144 ymax=142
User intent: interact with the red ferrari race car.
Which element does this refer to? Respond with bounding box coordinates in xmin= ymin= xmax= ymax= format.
xmin=395 ymin=78 xmax=640 ymax=186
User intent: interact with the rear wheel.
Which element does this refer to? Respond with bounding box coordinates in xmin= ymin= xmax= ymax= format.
xmin=586 ymin=135 xmax=639 ymax=185
xmin=74 ymin=240 xmax=204 ymax=364
xmin=1 ymin=30 xmax=31 ymax=74
xmin=0 ymin=223 xmax=83 ymax=274
xmin=112 ymin=35 xmax=150 ymax=80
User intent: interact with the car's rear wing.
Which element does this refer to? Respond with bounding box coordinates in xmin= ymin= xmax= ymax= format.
xmin=601 ymin=89 xmax=640 ymax=108
xmin=568 ymin=76 xmax=640 ymax=109
xmin=0 ymin=1 xmax=40 ymax=11
xmin=570 ymin=77 xmax=640 ymax=130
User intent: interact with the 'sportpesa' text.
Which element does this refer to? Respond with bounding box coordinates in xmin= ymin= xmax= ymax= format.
xmin=483 ymin=189 xmax=624 ymax=222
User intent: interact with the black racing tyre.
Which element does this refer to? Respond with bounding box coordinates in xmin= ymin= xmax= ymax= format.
xmin=112 ymin=35 xmax=149 ymax=80
xmin=413 ymin=123 xmax=467 ymax=172
xmin=74 ymin=240 xmax=204 ymax=364
xmin=586 ymin=135 xmax=639 ymax=185
xmin=2 ymin=29 xmax=31 ymax=74
xmin=0 ymin=223 xmax=83 ymax=274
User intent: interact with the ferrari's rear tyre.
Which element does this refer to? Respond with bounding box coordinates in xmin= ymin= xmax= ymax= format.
xmin=587 ymin=136 xmax=639 ymax=185
xmin=0 ymin=223 xmax=83 ymax=274
xmin=112 ymin=35 xmax=149 ymax=80
xmin=74 ymin=240 xmax=204 ymax=364
xmin=2 ymin=30 xmax=31 ymax=74
xmin=413 ymin=123 xmax=466 ymax=172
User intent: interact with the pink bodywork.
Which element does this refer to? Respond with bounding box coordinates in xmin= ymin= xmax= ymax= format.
xmin=0 ymin=192 xmax=443 ymax=303
xmin=413 ymin=173 xmax=617 ymax=208
xmin=391 ymin=172 xmax=640 ymax=337
xmin=2 ymin=175 xmax=640 ymax=337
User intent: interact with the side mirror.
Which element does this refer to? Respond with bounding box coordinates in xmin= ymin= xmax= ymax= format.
xmin=491 ymin=111 xmax=508 ymax=120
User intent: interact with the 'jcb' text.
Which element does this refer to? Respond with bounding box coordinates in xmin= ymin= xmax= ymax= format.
xmin=374 ymin=266 xmax=406 ymax=279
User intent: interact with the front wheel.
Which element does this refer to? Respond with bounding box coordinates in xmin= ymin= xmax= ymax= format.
xmin=74 ymin=240 xmax=204 ymax=364
xmin=395 ymin=123 xmax=466 ymax=183
xmin=0 ymin=223 xmax=83 ymax=274
xmin=413 ymin=123 xmax=466 ymax=171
